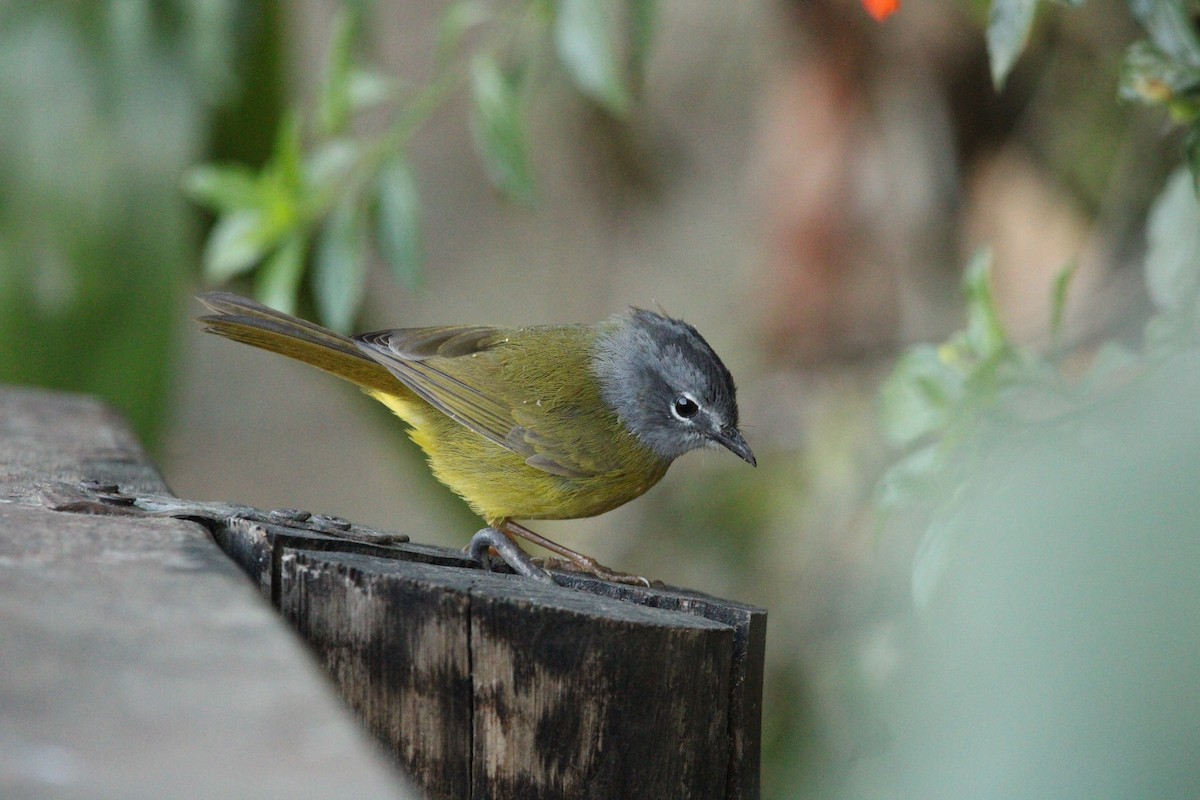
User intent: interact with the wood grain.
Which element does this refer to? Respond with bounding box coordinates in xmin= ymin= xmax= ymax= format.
xmin=0 ymin=386 xmax=413 ymax=799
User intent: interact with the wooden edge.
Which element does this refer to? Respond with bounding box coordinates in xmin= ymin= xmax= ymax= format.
xmin=0 ymin=385 xmax=416 ymax=798
xmin=214 ymin=517 xmax=765 ymax=798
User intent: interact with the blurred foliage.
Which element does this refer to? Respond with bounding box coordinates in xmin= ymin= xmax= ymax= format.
xmin=986 ymin=0 xmax=1042 ymax=89
xmin=870 ymin=207 xmax=1200 ymax=794
xmin=0 ymin=0 xmax=272 ymax=447
xmin=1119 ymin=0 xmax=1200 ymax=189
xmin=865 ymin=344 xmax=1200 ymax=798
xmin=861 ymin=1 xmax=1200 ymax=794
xmin=883 ymin=0 xmax=1200 ymax=608
xmin=991 ymin=0 xmax=1200 ymax=184
xmin=186 ymin=0 xmax=660 ymax=331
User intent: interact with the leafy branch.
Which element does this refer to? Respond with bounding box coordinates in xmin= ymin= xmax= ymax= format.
xmin=989 ymin=0 xmax=1200 ymax=185
xmin=185 ymin=0 xmax=658 ymax=330
xmin=880 ymin=0 xmax=1200 ymax=603
xmin=880 ymin=162 xmax=1200 ymax=602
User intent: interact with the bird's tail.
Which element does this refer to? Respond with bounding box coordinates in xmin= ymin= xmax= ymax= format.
xmin=196 ymin=292 xmax=398 ymax=395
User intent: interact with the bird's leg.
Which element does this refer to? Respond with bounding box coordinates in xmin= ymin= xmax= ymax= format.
xmin=500 ymin=520 xmax=651 ymax=587
xmin=468 ymin=527 xmax=552 ymax=583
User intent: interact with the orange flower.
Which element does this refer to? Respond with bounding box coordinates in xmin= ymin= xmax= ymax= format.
xmin=862 ymin=0 xmax=900 ymax=21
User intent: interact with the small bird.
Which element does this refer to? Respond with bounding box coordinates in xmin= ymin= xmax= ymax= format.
xmin=196 ymin=292 xmax=755 ymax=583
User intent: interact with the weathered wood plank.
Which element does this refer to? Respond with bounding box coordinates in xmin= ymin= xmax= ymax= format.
xmin=205 ymin=482 xmax=766 ymax=799
xmin=0 ymin=386 xmax=165 ymax=502
xmin=217 ymin=513 xmax=766 ymax=798
xmin=280 ymin=552 xmax=475 ymax=800
xmin=0 ymin=386 xmax=414 ymax=799
xmin=552 ymin=575 xmax=767 ymax=799
xmin=468 ymin=571 xmax=733 ymax=800
xmin=278 ymin=549 xmax=740 ymax=799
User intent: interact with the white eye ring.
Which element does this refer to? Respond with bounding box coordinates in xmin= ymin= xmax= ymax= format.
xmin=671 ymin=392 xmax=701 ymax=421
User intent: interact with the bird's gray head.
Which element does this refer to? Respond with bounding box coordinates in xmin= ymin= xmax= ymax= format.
xmin=592 ymin=308 xmax=755 ymax=466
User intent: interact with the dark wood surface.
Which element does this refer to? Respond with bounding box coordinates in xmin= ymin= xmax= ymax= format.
xmin=0 ymin=386 xmax=413 ymax=799
xmin=1 ymin=385 xmax=766 ymax=799
xmin=215 ymin=490 xmax=766 ymax=800
xmin=279 ymin=550 xmax=738 ymax=799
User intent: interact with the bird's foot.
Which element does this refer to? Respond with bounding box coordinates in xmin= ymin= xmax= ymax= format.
xmin=468 ymin=527 xmax=656 ymax=586
xmin=538 ymin=556 xmax=654 ymax=587
xmin=468 ymin=527 xmax=553 ymax=583
xmin=498 ymin=519 xmax=658 ymax=587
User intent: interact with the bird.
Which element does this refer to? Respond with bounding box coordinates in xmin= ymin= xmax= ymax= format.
xmin=196 ymin=292 xmax=755 ymax=583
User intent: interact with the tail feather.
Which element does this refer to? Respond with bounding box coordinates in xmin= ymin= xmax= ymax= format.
xmin=196 ymin=292 xmax=399 ymax=395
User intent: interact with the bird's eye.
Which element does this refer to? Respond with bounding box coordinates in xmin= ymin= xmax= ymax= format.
xmin=672 ymin=394 xmax=700 ymax=420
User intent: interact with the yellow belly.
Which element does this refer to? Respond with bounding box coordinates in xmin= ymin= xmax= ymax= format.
xmin=368 ymin=389 xmax=670 ymax=525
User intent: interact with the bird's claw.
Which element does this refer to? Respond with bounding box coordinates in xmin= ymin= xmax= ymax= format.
xmin=539 ymin=556 xmax=652 ymax=587
xmin=468 ymin=527 xmax=553 ymax=583
xmin=469 ymin=527 xmax=659 ymax=587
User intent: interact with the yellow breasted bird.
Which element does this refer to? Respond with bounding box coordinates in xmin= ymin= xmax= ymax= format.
xmin=197 ymin=292 xmax=755 ymax=583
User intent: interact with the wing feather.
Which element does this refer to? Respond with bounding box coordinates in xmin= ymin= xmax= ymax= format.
xmin=354 ymin=324 xmax=626 ymax=478
xmin=355 ymin=328 xmax=528 ymax=454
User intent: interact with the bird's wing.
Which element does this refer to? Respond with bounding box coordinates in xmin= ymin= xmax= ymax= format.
xmin=506 ymin=404 xmax=629 ymax=478
xmin=354 ymin=325 xmax=617 ymax=477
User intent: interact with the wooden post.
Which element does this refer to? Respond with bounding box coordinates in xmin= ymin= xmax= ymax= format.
xmin=213 ymin=499 xmax=765 ymax=800
xmin=1 ymin=386 xmax=766 ymax=799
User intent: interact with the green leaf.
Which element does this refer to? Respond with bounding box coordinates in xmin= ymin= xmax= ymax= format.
xmin=347 ymin=68 xmax=395 ymax=111
xmin=554 ymin=0 xmax=632 ymax=116
xmin=469 ymin=54 xmax=536 ymax=204
xmin=912 ymin=510 xmax=956 ymax=609
xmin=1119 ymin=39 xmax=1200 ymax=106
xmin=1049 ymin=261 xmax=1077 ymax=343
xmin=303 ymin=139 xmax=361 ymax=218
xmin=182 ymin=164 xmax=260 ymax=212
xmin=1145 ymin=167 xmax=1200 ymax=320
xmin=880 ymin=345 xmax=965 ymax=447
xmin=961 ymin=248 xmax=1008 ymax=360
xmin=876 ymin=444 xmax=944 ymax=513
xmin=304 ymin=138 xmax=360 ymax=191
xmin=435 ymin=1 xmax=489 ymax=72
xmin=254 ymin=231 xmax=307 ymax=314
xmin=1128 ymin=0 xmax=1200 ymax=68
xmin=375 ymin=157 xmax=425 ymax=290
xmin=273 ymin=111 xmax=304 ymax=192
xmin=203 ymin=210 xmax=274 ymax=281
xmin=1186 ymin=122 xmax=1200 ymax=189
xmin=987 ymin=0 xmax=1039 ymax=90
xmin=628 ymin=0 xmax=659 ymax=85
xmin=319 ymin=7 xmax=358 ymax=136
xmin=313 ymin=197 xmax=367 ymax=332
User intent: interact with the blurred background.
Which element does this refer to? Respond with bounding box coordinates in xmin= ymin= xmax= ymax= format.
xmin=4 ymin=0 xmax=1199 ymax=797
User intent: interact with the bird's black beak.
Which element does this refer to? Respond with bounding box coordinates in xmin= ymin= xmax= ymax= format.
xmin=711 ymin=427 xmax=756 ymax=467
